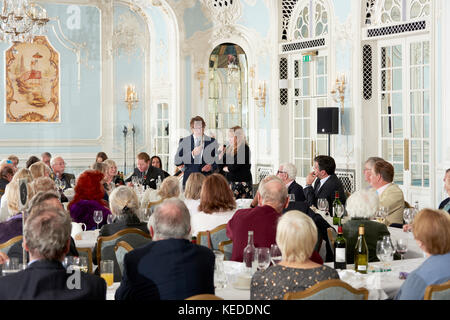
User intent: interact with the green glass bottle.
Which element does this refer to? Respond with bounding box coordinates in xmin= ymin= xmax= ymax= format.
xmin=332 ymin=191 xmax=342 ymax=225
xmin=354 ymin=225 xmax=369 ymax=274
xmin=334 ymin=225 xmax=347 ymax=270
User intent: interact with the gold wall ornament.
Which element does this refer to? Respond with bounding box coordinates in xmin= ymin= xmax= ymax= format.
xmin=196 ymin=68 xmax=206 ymax=98
xmin=125 ymin=85 xmax=138 ymax=120
xmin=254 ymin=81 xmax=266 ymax=116
xmin=6 ymin=36 xmax=59 ymax=122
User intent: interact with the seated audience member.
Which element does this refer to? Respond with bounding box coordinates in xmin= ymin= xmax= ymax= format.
xmin=25 ymin=156 xmax=40 ymax=169
xmin=0 ymin=165 xmax=14 ymax=198
xmin=0 ymin=168 xmax=34 ymax=223
xmin=369 ymin=159 xmax=404 ymax=226
xmin=158 ymin=176 xmax=181 ymax=200
xmin=277 ymin=162 xmax=305 ymax=202
xmin=41 ymin=152 xmax=52 ymax=168
xmin=125 ymin=152 xmax=166 ymax=190
xmin=0 ymin=206 xmax=106 ymax=300
xmin=251 ymin=211 xmax=339 ymax=300
xmin=7 ymin=155 xmax=19 ymax=171
xmin=96 ymin=152 xmax=108 ymax=163
xmin=191 ymin=173 xmax=236 ymax=236
xmin=183 ymin=172 xmax=205 ymax=216
xmin=439 ymin=169 xmax=450 ymax=214
xmin=343 ymin=189 xmax=391 ymax=264
xmin=69 ymin=170 xmax=112 ymax=230
xmin=92 ymin=162 xmax=110 ymax=201
xmin=363 ymin=157 xmax=384 ymax=186
xmin=115 ymin=198 xmax=215 ymax=300
xmin=151 ymin=155 xmax=170 ymax=178
xmin=31 ymin=177 xmax=56 ymax=194
xmin=50 ymin=156 xmax=75 ymax=203
xmin=103 ymin=159 xmax=124 ymax=190
xmin=93 ymin=186 xmax=149 ymax=264
xmin=226 ymin=176 xmax=289 ymax=262
xmin=396 ymin=209 xmax=450 ymax=300
xmin=29 ymin=161 xmax=51 ymax=180
xmin=304 ymin=155 xmax=347 ymax=209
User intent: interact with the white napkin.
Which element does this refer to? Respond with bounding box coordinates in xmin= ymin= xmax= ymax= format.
xmin=338 ymin=269 xmax=389 ymax=300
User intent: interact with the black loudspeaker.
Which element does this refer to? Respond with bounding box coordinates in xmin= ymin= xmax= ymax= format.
xmin=317 ymin=107 xmax=339 ymax=134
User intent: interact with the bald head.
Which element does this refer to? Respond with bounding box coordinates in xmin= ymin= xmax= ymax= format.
xmin=148 ymin=198 xmax=191 ymax=240
xmin=258 ymin=178 xmax=288 ymax=213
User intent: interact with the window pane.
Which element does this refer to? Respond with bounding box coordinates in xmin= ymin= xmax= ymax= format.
xmin=317 ymin=139 xmax=328 ymax=156
xmin=410 ymin=66 xmax=422 ymax=90
xmin=394 ymin=163 xmax=404 ymax=185
xmin=393 ymin=140 xmax=403 ymax=162
xmin=302 ymin=61 xmax=310 ymax=77
xmin=424 ymin=115 xmax=429 ymax=138
xmin=423 ymin=66 xmax=430 ymax=90
xmin=393 ymin=45 xmax=402 ymax=67
xmin=410 ymin=42 xmax=422 ymax=65
xmin=423 ymin=165 xmax=430 ymax=187
xmin=393 ymin=116 xmax=403 ymax=137
xmin=317 ymin=57 xmax=325 ymax=75
xmin=411 ymin=164 xmax=422 ymax=187
xmin=411 ymin=116 xmax=423 ymax=138
xmin=423 ymin=91 xmax=430 ymax=114
xmin=410 ymin=92 xmax=422 ymax=114
xmin=381 ymin=93 xmax=389 ymax=114
xmin=303 ymin=119 xmax=310 ymax=138
xmin=294 ymin=100 xmax=301 ymax=118
xmin=303 ymin=100 xmax=310 ymax=117
xmin=316 ymin=77 xmax=326 ymax=95
xmin=423 ymin=140 xmax=430 ymax=163
xmin=392 ymin=92 xmax=402 ymax=114
xmin=303 ymin=139 xmax=311 ymax=157
xmin=294 ymin=119 xmax=301 ymax=137
xmin=303 ymin=78 xmax=310 ymax=96
xmin=382 ymin=139 xmax=393 ymax=161
xmin=294 ymin=139 xmax=302 ymax=158
xmin=411 ymin=140 xmax=422 ymax=163
xmin=392 ymin=69 xmax=402 ymax=91
xmin=382 ymin=116 xmax=391 ymax=137
xmin=423 ymin=41 xmax=430 ymax=64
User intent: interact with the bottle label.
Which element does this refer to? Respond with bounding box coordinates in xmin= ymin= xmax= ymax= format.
xmin=335 ymin=248 xmax=346 ymax=262
xmin=357 ymin=265 xmax=367 ymax=271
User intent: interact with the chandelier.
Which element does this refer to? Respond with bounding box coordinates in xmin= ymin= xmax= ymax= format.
xmin=0 ymin=0 xmax=50 ymax=43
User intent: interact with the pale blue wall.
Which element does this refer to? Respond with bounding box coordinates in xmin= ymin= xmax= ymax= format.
xmin=333 ymin=0 xmax=351 ymax=24
xmin=238 ymin=0 xmax=269 ymax=38
xmin=184 ymin=1 xmax=212 ymax=40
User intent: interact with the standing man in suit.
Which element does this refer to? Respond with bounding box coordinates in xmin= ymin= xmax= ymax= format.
xmin=369 ymin=159 xmax=405 ymax=226
xmin=304 ymin=155 xmax=347 ymax=209
xmin=175 ymin=116 xmax=218 ymax=187
xmin=277 ymin=162 xmax=306 ymax=202
xmin=125 ymin=152 xmax=166 ymax=190
xmin=0 ymin=206 xmax=106 ymax=300
xmin=115 ymin=198 xmax=215 ymax=300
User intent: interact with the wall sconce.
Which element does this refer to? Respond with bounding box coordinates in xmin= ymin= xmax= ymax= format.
xmin=254 ymin=81 xmax=267 ymax=116
xmin=125 ymin=85 xmax=138 ymax=120
xmin=330 ymin=73 xmax=346 ymax=133
xmin=196 ymin=68 xmax=206 ymax=98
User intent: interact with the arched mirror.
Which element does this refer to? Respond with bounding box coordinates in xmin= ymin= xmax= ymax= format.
xmin=208 ymin=43 xmax=248 ymax=143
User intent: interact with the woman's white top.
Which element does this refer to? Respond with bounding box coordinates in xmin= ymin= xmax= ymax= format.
xmin=190 ymin=209 xmax=236 ymax=237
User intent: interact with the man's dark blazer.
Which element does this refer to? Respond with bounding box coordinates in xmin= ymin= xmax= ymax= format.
xmin=304 ymin=174 xmax=347 ymax=209
xmin=0 ymin=260 xmax=106 ymax=300
xmin=175 ymin=134 xmax=218 ymax=186
xmin=287 ymin=180 xmax=306 ymax=202
xmin=115 ymin=238 xmax=215 ymax=300
xmin=284 ymin=200 xmax=334 ymax=262
xmin=439 ymin=197 xmax=450 ymax=214
xmin=125 ymin=166 xmax=166 ymax=190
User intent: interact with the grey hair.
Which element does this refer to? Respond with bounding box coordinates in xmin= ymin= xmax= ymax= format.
xmin=259 ymin=177 xmax=288 ymax=211
xmin=109 ymin=186 xmax=139 ymax=216
xmin=365 ymin=157 xmax=384 ymax=169
xmin=148 ymin=198 xmax=191 ymax=240
xmin=280 ymin=163 xmax=297 ymax=180
xmin=346 ymin=189 xmax=380 ymax=219
xmin=50 ymin=156 xmax=64 ymax=167
xmin=24 ymin=206 xmax=71 ymax=261
xmin=26 ymin=190 xmax=61 ymax=213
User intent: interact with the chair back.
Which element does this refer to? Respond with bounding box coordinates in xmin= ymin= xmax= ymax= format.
xmin=97 ymin=228 xmax=151 ymax=282
xmin=327 ymin=227 xmax=337 ymax=250
xmin=185 ymin=294 xmax=223 ymax=300
xmin=283 ymin=279 xmax=368 ymax=300
xmin=0 ymin=236 xmax=23 ymax=257
xmin=114 ymin=241 xmax=134 ymax=277
xmin=197 ymin=224 xmax=229 ymax=251
xmin=76 ymin=247 xmax=93 ymax=274
xmin=218 ymin=240 xmax=233 ymax=260
xmin=424 ymin=280 xmax=450 ymax=300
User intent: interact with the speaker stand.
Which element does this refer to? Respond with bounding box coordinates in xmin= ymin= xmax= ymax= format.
xmin=327 ymin=134 xmax=331 ymax=156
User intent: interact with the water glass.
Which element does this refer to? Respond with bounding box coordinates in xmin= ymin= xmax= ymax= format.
xmin=93 ymin=210 xmax=103 ymax=229
xmin=317 ymin=198 xmax=329 ymax=216
xmin=270 ymin=244 xmax=282 ymax=265
xmin=288 ymin=194 xmax=295 ymax=202
xmin=100 ymin=260 xmax=114 ymax=287
xmin=396 ymin=239 xmax=408 ymax=260
xmin=106 ymin=214 xmax=114 ymax=224
xmin=213 ymin=251 xmax=227 ymax=289
xmin=78 ymin=256 xmax=89 ymax=273
xmin=255 ymin=247 xmax=270 ymax=271
xmin=2 ymin=257 xmax=20 ymax=276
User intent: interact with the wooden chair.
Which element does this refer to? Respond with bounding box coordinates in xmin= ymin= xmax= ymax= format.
xmin=0 ymin=236 xmax=23 ymax=256
xmin=185 ymin=294 xmax=224 ymax=300
xmin=284 ymin=279 xmax=369 ymax=300
xmin=218 ymin=239 xmax=233 ymax=260
xmin=197 ymin=224 xmax=230 ymax=251
xmin=76 ymin=247 xmax=93 ymax=274
xmin=424 ymin=280 xmax=450 ymax=300
xmin=114 ymin=241 xmax=134 ymax=277
xmin=97 ymin=228 xmax=151 ymax=282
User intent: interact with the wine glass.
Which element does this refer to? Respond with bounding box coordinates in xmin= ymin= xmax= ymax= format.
xmin=270 ymin=244 xmax=282 ymax=265
xmin=317 ymin=198 xmax=329 ymax=216
xmin=396 ymin=239 xmax=408 ymax=260
xmin=69 ymin=178 xmax=76 ymax=188
xmin=288 ymin=194 xmax=295 ymax=202
xmin=106 ymin=214 xmax=114 ymax=224
xmin=255 ymin=247 xmax=270 ymax=271
xmin=93 ymin=210 xmax=103 ymax=229
xmin=403 ymin=208 xmax=415 ymax=232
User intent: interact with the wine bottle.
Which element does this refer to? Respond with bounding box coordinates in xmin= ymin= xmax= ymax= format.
xmin=243 ymin=230 xmax=256 ymax=275
xmin=334 ymin=225 xmax=347 ymax=270
xmin=332 ymin=191 xmax=342 ymax=225
xmin=354 ymin=224 xmax=369 ymax=274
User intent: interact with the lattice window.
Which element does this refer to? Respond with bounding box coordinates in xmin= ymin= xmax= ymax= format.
xmin=335 ymin=169 xmax=356 ymax=194
xmin=367 ymin=20 xmax=426 ymax=38
xmin=256 ymin=166 xmax=274 ymax=183
xmin=363 ymin=45 xmax=373 ymax=100
xmin=409 ymin=0 xmax=430 ymax=19
xmin=280 ymin=57 xmax=288 ymax=105
xmin=290 ymin=0 xmax=328 ymax=41
xmin=281 ymin=0 xmax=299 ymax=41
xmin=281 ymin=38 xmax=326 ymax=53
xmin=212 ymin=0 xmax=234 ymax=7
xmin=364 ymin=0 xmax=431 ymax=26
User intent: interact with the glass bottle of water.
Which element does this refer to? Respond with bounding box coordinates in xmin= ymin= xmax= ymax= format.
xmin=156 ymin=175 xmax=162 ymax=189
xmin=243 ymin=231 xmax=256 ymax=275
